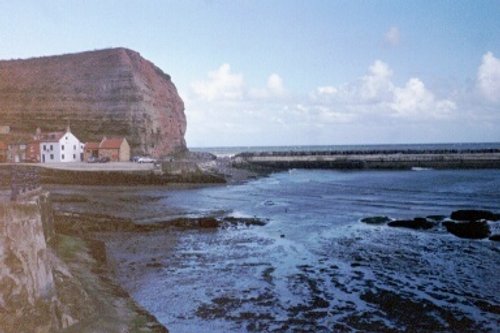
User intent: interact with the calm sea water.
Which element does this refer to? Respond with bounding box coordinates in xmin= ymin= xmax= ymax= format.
xmin=53 ymin=168 xmax=500 ymax=332
xmin=190 ymin=142 xmax=500 ymax=157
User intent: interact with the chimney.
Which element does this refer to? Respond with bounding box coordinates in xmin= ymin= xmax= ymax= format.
xmin=34 ymin=127 xmax=42 ymax=140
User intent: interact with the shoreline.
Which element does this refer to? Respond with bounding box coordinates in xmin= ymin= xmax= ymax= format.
xmin=55 ymin=234 xmax=168 ymax=333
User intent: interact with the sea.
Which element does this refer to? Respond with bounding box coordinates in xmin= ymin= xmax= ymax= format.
xmin=51 ymin=143 xmax=500 ymax=332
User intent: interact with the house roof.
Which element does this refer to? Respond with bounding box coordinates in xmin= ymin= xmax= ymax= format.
xmin=40 ymin=132 xmax=65 ymax=142
xmin=85 ymin=142 xmax=100 ymax=149
xmin=99 ymin=137 xmax=125 ymax=149
xmin=0 ymin=141 xmax=7 ymax=150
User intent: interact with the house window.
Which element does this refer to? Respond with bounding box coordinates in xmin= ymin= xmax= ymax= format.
xmin=62 ymin=145 xmax=65 ymax=151
xmin=43 ymin=145 xmax=46 ymax=151
xmin=50 ymin=145 xmax=53 ymax=151
xmin=73 ymin=145 xmax=76 ymax=150
xmin=50 ymin=154 xmax=54 ymax=160
xmin=73 ymin=154 xmax=76 ymax=159
xmin=62 ymin=154 xmax=65 ymax=160
xmin=65 ymin=136 xmax=68 ymax=140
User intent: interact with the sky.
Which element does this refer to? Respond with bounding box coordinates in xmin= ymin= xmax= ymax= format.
xmin=1 ymin=1 xmax=500 ymax=147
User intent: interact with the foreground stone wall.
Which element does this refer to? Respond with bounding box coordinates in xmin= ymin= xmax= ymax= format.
xmin=0 ymin=193 xmax=79 ymax=332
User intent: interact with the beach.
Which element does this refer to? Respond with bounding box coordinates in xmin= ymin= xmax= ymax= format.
xmin=49 ymin=167 xmax=500 ymax=332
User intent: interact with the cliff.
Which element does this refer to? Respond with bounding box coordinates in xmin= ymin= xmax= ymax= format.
xmin=0 ymin=48 xmax=186 ymax=157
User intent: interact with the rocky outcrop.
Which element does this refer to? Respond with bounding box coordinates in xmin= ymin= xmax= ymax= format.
xmin=361 ymin=210 xmax=498 ymax=240
xmin=442 ymin=221 xmax=491 ymax=239
xmin=450 ymin=210 xmax=499 ymax=222
xmin=388 ymin=218 xmax=435 ymax=230
xmin=360 ymin=216 xmax=391 ymax=225
xmin=0 ymin=48 xmax=186 ymax=157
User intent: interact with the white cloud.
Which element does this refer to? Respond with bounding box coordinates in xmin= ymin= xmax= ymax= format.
xmin=311 ymin=60 xmax=455 ymax=119
xmin=316 ymin=86 xmax=337 ymax=95
xmin=477 ymin=52 xmax=500 ymax=103
xmin=249 ymin=73 xmax=287 ymax=99
xmin=360 ymin=60 xmax=394 ymax=101
xmin=191 ymin=63 xmax=244 ymax=101
xmin=391 ymin=78 xmax=455 ymax=117
xmin=384 ymin=26 xmax=400 ymax=46
xmin=185 ymin=60 xmax=467 ymax=147
xmin=267 ymin=73 xmax=285 ymax=96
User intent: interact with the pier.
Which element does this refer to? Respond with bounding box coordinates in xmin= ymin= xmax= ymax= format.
xmin=233 ymin=149 xmax=500 ymax=170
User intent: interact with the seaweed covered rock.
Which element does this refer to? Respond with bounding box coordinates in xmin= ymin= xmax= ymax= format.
xmin=360 ymin=216 xmax=391 ymax=225
xmin=450 ymin=210 xmax=498 ymax=222
xmin=388 ymin=217 xmax=435 ymax=230
xmin=443 ymin=221 xmax=491 ymax=239
xmin=489 ymin=234 xmax=500 ymax=242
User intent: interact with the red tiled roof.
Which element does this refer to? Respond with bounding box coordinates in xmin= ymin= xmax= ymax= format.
xmin=99 ymin=138 xmax=125 ymax=149
xmin=0 ymin=141 xmax=6 ymax=150
xmin=40 ymin=132 xmax=65 ymax=142
xmin=85 ymin=142 xmax=100 ymax=149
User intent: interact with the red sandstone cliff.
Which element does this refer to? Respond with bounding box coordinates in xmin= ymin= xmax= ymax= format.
xmin=0 ymin=48 xmax=186 ymax=157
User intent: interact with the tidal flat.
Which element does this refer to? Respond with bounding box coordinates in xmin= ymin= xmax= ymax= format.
xmin=50 ymin=169 xmax=500 ymax=332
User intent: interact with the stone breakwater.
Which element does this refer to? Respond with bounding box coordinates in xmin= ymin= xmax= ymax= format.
xmin=233 ymin=148 xmax=500 ymax=170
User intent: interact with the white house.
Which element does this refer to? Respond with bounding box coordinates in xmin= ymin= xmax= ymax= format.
xmin=39 ymin=128 xmax=84 ymax=163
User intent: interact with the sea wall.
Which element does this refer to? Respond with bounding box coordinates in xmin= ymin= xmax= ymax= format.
xmin=40 ymin=167 xmax=226 ymax=185
xmin=233 ymin=150 xmax=500 ymax=170
xmin=0 ymin=192 xmax=78 ymax=332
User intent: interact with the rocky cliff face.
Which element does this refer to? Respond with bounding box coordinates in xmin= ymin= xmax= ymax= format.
xmin=0 ymin=48 xmax=186 ymax=157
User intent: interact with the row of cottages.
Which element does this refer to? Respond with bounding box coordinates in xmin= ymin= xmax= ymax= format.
xmin=0 ymin=134 xmax=40 ymax=163
xmin=84 ymin=137 xmax=130 ymax=162
xmin=0 ymin=126 xmax=130 ymax=163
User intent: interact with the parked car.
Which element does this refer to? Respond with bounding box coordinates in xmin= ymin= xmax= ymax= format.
xmin=131 ymin=156 xmax=142 ymax=162
xmin=137 ymin=156 xmax=155 ymax=163
xmin=87 ymin=156 xmax=99 ymax=163
xmin=98 ymin=156 xmax=110 ymax=163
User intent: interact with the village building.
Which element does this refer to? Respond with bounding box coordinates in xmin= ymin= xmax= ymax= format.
xmin=83 ymin=142 xmax=100 ymax=161
xmin=3 ymin=134 xmax=32 ymax=163
xmin=39 ymin=127 xmax=84 ymax=163
xmin=0 ymin=141 xmax=7 ymax=162
xmin=98 ymin=137 xmax=130 ymax=162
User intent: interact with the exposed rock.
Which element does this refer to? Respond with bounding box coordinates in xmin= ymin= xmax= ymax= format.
xmin=0 ymin=48 xmax=186 ymax=157
xmin=360 ymin=216 xmax=391 ymax=225
xmin=222 ymin=216 xmax=268 ymax=226
xmin=426 ymin=215 xmax=447 ymax=222
xmin=443 ymin=221 xmax=491 ymax=239
xmin=450 ymin=210 xmax=498 ymax=222
xmin=387 ymin=217 xmax=435 ymax=230
xmin=489 ymin=234 xmax=500 ymax=242
xmin=198 ymin=217 xmax=219 ymax=228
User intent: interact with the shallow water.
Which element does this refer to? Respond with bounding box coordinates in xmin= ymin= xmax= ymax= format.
xmin=52 ymin=169 xmax=500 ymax=332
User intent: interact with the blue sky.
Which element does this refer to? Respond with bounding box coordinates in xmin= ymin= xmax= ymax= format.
xmin=1 ymin=1 xmax=500 ymax=146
